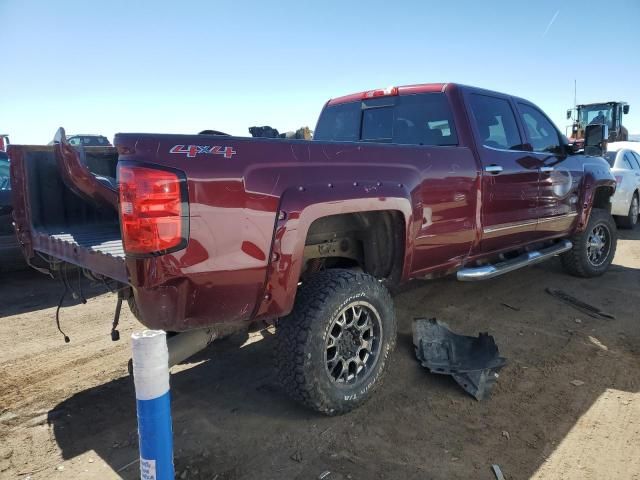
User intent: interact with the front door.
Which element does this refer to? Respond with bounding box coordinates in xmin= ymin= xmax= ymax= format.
xmin=516 ymin=102 xmax=580 ymax=237
xmin=467 ymin=93 xmax=540 ymax=252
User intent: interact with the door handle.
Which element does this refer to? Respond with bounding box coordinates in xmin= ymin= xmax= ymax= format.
xmin=540 ymin=166 xmax=554 ymax=172
xmin=484 ymin=165 xmax=503 ymax=174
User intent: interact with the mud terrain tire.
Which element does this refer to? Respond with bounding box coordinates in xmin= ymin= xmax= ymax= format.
xmin=562 ymin=208 xmax=617 ymax=277
xmin=275 ymin=269 xmax=396 ymax=415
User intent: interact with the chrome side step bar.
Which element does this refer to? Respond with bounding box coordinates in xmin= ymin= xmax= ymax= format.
xmin=457 ymin=240 xmax=572 ymax=282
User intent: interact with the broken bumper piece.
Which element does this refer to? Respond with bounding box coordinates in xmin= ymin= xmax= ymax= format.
xmin=412 ymin=318 xmax=506 ymax=400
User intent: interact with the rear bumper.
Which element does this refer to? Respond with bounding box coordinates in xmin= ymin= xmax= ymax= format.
xmin=127 ymin=257 xmax=267 ymax=332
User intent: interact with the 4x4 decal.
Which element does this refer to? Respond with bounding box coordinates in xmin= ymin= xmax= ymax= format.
xmin=170 ymin=144 xmax=237 ymax=159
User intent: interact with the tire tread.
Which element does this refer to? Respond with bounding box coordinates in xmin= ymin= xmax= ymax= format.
xmin=275 ymin=269 xmax=395 ymax=415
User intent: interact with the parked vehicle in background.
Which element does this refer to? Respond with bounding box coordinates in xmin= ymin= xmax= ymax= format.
xmin=9 ymin=83 xmax=617 ymax=415
xmin=67 ymin=134 xmax=112 ymax=146
xmin=0 ymin=151 xmax=24 ymax=271
xmin=567 ymin=101 xmax=630 ymax=144
xmin=606 ymin=142 xmax=640 ymax=228
xmin=47 ymin=134 xmax=112 ymax=147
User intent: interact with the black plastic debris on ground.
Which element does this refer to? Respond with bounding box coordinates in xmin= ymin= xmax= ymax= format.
xmin=545 ymin=288 xmax=615 ymax=320
xmin=412 ymin=318 xmax=507 ymax=401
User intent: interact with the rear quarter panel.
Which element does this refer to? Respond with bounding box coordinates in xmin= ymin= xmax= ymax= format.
xmin=117 ymin=134 xmax=478 ymax=330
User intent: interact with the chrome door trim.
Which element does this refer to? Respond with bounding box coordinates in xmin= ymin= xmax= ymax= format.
xmin=537 ymin=212 xmax=578 ymax=225
xmin=483 ymin=213 xmax=578 ymax=234
xmin=483 ymin=219 xmax=538 ymax=234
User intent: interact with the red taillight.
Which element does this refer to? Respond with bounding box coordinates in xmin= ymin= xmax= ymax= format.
xmin=362 ymin=86 xmax=398 ymax=99
xmin=117 ymin=164 xmax=188 ymax=255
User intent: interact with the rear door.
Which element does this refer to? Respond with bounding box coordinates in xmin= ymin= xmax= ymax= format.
xmin=516 ymin=102 xmax=580 ymax=237
xmin=315 ymin=92 xmax=479 ymax=274
xmin=628 ymin=151 xmax=640 ymax=188
xmin=466 ymin=92 xmax=539 ymax=252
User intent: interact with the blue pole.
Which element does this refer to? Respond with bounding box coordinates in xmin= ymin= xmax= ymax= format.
xmin=131 ymin=330 xmax=175 ymax=480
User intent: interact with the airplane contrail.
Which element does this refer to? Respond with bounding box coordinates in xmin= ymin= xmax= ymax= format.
xmin=543 ymin=10 xmax=560 ymax=37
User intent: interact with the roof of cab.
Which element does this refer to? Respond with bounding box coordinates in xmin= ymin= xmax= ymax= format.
xmin=326 ymin=83 xmax=450 ymax=106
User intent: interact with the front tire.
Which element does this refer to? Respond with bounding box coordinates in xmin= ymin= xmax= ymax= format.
xmin=561 ymin=208 xmax=617 ymax=277
xmin=275 ymin=269 xmax=396 ymax=415
xmin=615 ymin=193 xmax=638 ymax=229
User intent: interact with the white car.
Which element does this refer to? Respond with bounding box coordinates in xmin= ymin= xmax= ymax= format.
xmin=605 ymin=142 xmax=640 ymax=228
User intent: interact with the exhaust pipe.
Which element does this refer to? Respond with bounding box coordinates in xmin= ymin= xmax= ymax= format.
xmin=128 ymin=328 xmax=217 ymax=375
xmin=167 ymin=328 xmax=217 ymax=367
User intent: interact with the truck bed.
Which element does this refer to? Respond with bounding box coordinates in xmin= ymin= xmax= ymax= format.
xmin=50 ymin=226 xmax=124 ymax=258
xmin=9 ymin=145 xmax=127 ymax=282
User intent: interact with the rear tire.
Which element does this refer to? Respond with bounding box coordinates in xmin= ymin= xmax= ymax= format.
xmin=615 ymin=193 xmax=638 ymax=229
xmin=561 ymin=208 xmax=617 ymax=277
xmin=275 ymin=269 xmax=396 ymax=415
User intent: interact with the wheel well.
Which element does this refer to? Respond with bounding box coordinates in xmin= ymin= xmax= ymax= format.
xmin=302 ymin=211 xmax=405 ymax=285
xmin=592 ymin=186 xmax=614 ymax=212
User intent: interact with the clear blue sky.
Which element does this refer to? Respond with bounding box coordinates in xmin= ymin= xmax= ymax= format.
xmin=2 ymin=0 xmax=639 ymax=144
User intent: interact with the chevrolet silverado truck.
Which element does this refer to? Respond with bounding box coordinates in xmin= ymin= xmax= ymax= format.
xmin=8 ymin=83 xmax=616 ymax=415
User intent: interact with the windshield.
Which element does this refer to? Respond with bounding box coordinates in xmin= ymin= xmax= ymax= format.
xmin=578 ymin=104 xmax=614 ymax=129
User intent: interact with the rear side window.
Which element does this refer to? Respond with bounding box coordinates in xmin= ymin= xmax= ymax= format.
xmin=314 ymin=93 xmax=458 ymax=146
xmin=314 ymin=101 xmax=361 ymax=142
xmin=469 ymin=94 xmax=522 ymax=150
xmin=631 ymin=151 xmax=640 ymax=169
xmin=393 ymin=94 xmax=457 ymax=146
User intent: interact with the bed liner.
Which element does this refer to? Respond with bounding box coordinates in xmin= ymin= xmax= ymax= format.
xmin=32 ymin=225 xmax=127 ymax=283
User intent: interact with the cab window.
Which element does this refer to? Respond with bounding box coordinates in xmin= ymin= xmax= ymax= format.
xmin=518 ymin=104 xmax=561 ymax=153
xmin=314 ymin=93 xmax=457 ymax=146
xmin=313 ymin=101 xmax=361 ymax=142
xmin=392 ymin=93 xmax=457 ymax=146
xmin=469 ymin=94 xmax=523 ymax=150
xmin=362 ymin=107 xmax=393 ymax=142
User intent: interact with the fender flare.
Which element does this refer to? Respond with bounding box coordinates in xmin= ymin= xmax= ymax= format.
xmin=253 ymin=182 xmax=415 ymax=321
xmin=577 ymin=162 xmax=616 ymax=232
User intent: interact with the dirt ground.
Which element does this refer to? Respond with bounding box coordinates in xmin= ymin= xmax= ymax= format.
xmin=1 ymin=230 xmax=639 ymax=480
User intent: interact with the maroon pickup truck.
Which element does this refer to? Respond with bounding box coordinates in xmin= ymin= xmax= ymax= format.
xmin=9 ymin=83 xmax=616 ymax=415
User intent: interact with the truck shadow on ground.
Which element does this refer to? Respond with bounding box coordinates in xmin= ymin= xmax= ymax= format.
xmin=48 ymin=253 xmax=640 ymax=479
xmin=0 ymin=267 xmax=105 ymax=317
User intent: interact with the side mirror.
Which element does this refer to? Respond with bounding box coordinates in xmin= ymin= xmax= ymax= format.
xmin=566 ymin=109 xmax=572 ymax=120
xmin=623 ymin=105 xmax=630 ymax=115
xmin=584 ymin=123 xmax=608 ymax=156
